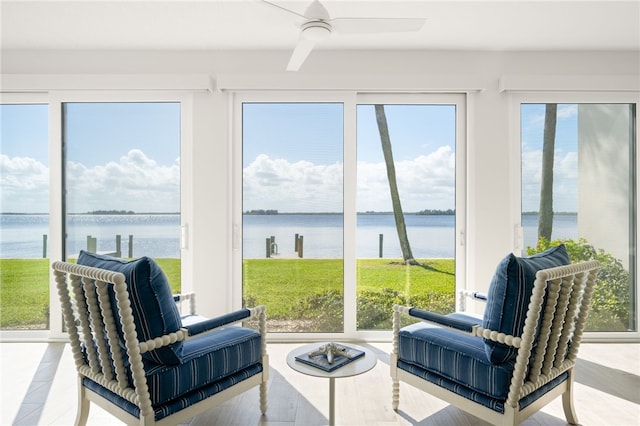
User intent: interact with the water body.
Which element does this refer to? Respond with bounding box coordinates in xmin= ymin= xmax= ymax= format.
xmin=1 ymin=213 xmax=577 ymax=259
xmin=1 ymin=214 xmax=180 ymax=258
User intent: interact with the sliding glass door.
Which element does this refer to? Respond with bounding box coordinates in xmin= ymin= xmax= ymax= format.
xmin=520 ymin=99 xmax=637 ymax=333
xmin=237 ymin=93 xmax=466 ymax=337
xmin=356 ymin=98 xmax=462 ymax=330
xmin=0 ymin=102 xmax=50 ymax=330
xmin=63 ymin=102 xmax=182 ymax=292
xmin=241 ymin=102 xmax=345 ymax=333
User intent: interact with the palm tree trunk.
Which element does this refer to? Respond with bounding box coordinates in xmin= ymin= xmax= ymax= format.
xmin=374 ymin=104 xmax=416 ymax=264
xmin=538 ymin=103 xmax=557 ymax=241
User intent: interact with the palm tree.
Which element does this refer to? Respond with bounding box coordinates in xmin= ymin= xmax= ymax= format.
xmin=538 ymin=103 xmax=557 ymax=241
xmin=374 ymin=104 xmax=417 ymax=265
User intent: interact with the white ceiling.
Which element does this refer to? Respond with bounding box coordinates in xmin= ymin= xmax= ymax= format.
xmin=1 ymin=0 xmax=639 ymax=52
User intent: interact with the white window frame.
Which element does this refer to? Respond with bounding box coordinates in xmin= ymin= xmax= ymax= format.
xmin=0 ymin=93 xmax=51 ymax=342
xmin=233 ymin=91 xmax=467 ymax=341
xmin=508 ymin=91 xmax=640 ymax=342
xmin=0 ymin=90 xmax=194 ymax=341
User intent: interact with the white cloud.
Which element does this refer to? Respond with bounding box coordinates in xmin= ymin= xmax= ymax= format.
xmin=1 ymin=150 xmax=180 ymax=213
xmin=0 ymin=154 xmax=49 ymax=212
xmin=557 ymin=104 xmax=578 ymax=119
xmin=243 ymin=154 xmax=344 ymax=212
xmin=521 ymin=149 xmax=578 ymax=212
xmin=244 ymin=147 xmax=456 ymax=213
xmin=66 ymin=149 xmax=180 ymax=213
xmin=4 ymin=145 xmax=578 ymax=215
xmin=357 ymin=146 xmax=455 ymax=212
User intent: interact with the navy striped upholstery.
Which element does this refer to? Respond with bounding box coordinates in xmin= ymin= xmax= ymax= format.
xmin=77 ymin=250 xmax=184 ymax=365
xmin=83 ymin=364 xmax=264 ymax=421
xmin=83 ymin=326 xmax=262 ymax=420
xmin=144 ymin=326 xmax=262 ymax=406
xmin=55 ymin=258 xmax=269 ymax=425
xmin=397 ymin=360 xmax=568 ymax=413
xmin=398 ymin=315 xmax=515 ymax=400
xmin=397 ymin=312 xmax=570 ymax=413
xmin=482 ymin=245 xmax=570 ymax=364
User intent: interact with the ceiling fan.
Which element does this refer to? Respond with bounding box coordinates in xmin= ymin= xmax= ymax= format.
xmin=262 ymin=0 xmax=426 ymax=71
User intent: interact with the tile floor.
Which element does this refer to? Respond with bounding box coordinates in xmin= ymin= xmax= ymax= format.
xmin=1 ymin=342 xmax=639 ymax=425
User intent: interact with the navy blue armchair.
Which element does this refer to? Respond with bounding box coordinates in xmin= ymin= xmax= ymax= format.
xmin=391 ymin=245 xmax=599 ymax=425
xmin=53 ymin=251 xmax=268 ymax=425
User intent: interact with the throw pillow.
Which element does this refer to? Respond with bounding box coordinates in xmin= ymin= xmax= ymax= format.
xmin=482 ymin=244 xmax=570 ymax=364
xmin=77 ymin=250 xmax=183 ymax=365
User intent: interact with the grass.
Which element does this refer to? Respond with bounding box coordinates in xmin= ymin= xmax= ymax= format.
xmin=0 ymin=258 xmax=182 ymax=329
xmin=1 ymin=257 xmax=454 ymax=329
xmin=243 ymin=259 xmax=344 ymax=318
xmin=0 ymin=259 xmax=50 ymax=329
xmin=356 ymin=258 xmax=454 ymax=294
xmin=243 ymin=258 xmax=455 ymax=320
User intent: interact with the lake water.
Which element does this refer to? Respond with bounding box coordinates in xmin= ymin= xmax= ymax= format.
xmin=1 ymin=213 xmax=577 ymax=259
xmin=0 ymin=214 xmax=180 ymax=259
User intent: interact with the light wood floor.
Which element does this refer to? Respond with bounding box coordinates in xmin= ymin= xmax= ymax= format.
xmin=1 ymin=342 xmax=638 ymax=425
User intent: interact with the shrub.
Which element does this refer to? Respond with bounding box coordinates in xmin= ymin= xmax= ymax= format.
xmin=527 ymin=237 xmax=631 ymax=331
xmin=356 ymin=288 xmax=455 ymax=330
xmin=294 ymin=289 xmax=344 ymax=332
xmin=357 ymin=288 xmax=405 ymax=329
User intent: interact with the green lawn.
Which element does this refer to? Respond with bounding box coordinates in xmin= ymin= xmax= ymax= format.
xmin=243 ymin=259 xmax=344 ymax=318
xmin=0 ymin=259 xmax=50 ymax=329
xmin=356 ymin=258 xmax=454 ymax=294
xmin=0 ymin=258 xmax=182 ymax=329
xmin=1 ymin=257 xmax=454 ymax=329
xmin=243 ymin=258 xmax=455 ymax=329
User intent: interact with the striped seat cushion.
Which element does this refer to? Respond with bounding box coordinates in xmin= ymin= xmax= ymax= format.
xmin=397 ymin=360 xmax=568 ymax=414
xmin=143 ymin=326 xmax=262 ymax=406
xmin=83 ymin=363 xmax=264 ymax=421
xmin=398 ymin=314 xmax=515 ymax=400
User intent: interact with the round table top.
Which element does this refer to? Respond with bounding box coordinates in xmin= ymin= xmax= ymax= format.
xmin=286 ymin=342 xmax=377 ymax=379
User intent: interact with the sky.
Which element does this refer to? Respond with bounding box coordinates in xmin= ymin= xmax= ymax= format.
xmin=521 ymin=104 xmax=578 ymax=212
xmin=0 ymin=101 xmax=577 ymax=214
xmin=1 ymin=102 xmax=180 ymax=213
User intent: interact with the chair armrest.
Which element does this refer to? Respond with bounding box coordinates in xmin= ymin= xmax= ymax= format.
xmin=183 ymin=306 xmax=267 ymax=338
xmin=174 ymin=292 xmax=196 ymax=315
xmin=407 ymin=307 xmax=478 ymax=333
xmin=173 ymin=292 xmax=195 ymax=302
xmin=458 ymin=290 xmax=487 ymax=311
xmin=470 ymin=291 xmax=487 ymax=301
xmin=184 ymin=309 xmax=252 ymax=336
xmin=392 ymin=305 xmax=522 ymax=357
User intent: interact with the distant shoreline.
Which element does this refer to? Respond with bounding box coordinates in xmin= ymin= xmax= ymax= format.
xmin=1 ymin=212 xmax=180 ymax=215
xmin=238 ymin=211 xmax=578 ymax=216
xmin=2 ymin=211 xmax=578 ymax=216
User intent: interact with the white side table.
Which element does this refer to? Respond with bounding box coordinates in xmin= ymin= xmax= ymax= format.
xmin=286 ymin=342 xmax=377 ymax=426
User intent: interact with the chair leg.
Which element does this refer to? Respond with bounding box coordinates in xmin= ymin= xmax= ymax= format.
xmin=562 ymin=371 xmax=579 ymax=425
xmin=502 ymin=405 xmax=518 ymax=426
xmin=392 ymin=378 xmax=400 ymax=411
xmin=260 ymin=381 xmax=267 ymax=415
xmin=75 ymin=378 xmax=90 ymax=426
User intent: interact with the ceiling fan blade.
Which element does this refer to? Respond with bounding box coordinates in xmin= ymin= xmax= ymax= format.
xmin=261 ymin=0 xmax=308 ymax=20
xmin=332 ymin=17 xmax=426 ymax=35
xmin=286 ymin=38 xmax=316 ymax=71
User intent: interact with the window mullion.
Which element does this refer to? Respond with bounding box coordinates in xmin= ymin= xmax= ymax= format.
xmin=343 ymin=93 xmax=358 ymax=338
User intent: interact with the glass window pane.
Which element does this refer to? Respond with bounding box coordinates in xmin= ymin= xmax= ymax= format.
xmin=0 ymin=104 xmax=50 ymax=330
xmin=242 ymin=103 xmax=344 ymax=333
xmin=521 ymin=103 xmax=636 ymax=332
xmin=63 ymin=102 xmax=181 ymax=292
xmin=356 ymin=104 xmax=457 ymax=330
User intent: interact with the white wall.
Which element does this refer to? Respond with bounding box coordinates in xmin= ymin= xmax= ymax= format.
xmin=2 ymin=49 xmax=638 ymax=316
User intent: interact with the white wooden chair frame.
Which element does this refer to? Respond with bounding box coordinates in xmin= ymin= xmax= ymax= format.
xmin=53 ymin=261 xmax=269 ymax=426
xmin=391 ymin=260 xmax=600 ymax=426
